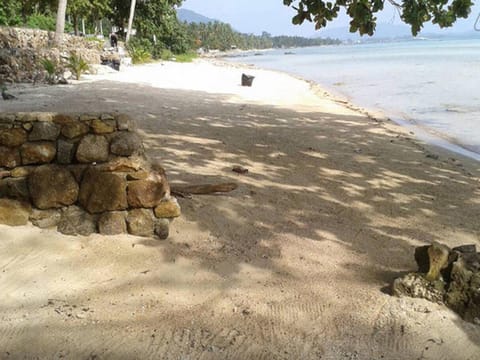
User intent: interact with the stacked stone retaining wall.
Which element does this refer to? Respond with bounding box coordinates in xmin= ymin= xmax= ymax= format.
xmin=0 ymin=112 xmax=180 ymax=239
xmin=0 ymin=26 xmax=102 ymax=83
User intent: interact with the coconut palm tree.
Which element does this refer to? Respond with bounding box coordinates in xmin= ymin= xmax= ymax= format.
xmin=55 ymin=0 xmax=68 ymax=45
xmin=126 ymin=0 xmax=136 ymax=42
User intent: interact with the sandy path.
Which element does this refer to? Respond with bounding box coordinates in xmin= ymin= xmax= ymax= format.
xmin=0 ymin=60 xmax=479 ymax=359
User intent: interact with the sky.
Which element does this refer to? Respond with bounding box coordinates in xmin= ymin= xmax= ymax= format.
xmin=180 ymin=0 xmax=480 ymax=37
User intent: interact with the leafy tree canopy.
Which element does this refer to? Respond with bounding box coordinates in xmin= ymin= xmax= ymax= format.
xmin=283 ymin=0 xmax=474 ymax=35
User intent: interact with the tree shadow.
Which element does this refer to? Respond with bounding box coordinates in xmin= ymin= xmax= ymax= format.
xmin=2 ymin=79 xmax=480 ymax=354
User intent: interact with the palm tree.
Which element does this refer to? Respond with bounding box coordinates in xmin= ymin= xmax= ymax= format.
xmin=126 ymin=0 xmax=137 ymax=42
xmin=55 ymin=0 xmax=68 ymax=46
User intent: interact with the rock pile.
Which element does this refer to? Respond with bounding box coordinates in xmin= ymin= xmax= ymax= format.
xmin=0 ymin=112 xmax=180 ymax=239
xmin=0 ymin=26 xmax=101 ymax=83
xmin=393 ymin=242 xmax=480 ymax=324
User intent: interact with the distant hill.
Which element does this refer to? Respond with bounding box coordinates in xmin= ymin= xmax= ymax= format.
xmin=177 ymin=8 xmax=217 ymax=24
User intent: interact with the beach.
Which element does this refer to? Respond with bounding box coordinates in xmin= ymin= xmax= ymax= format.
xmin=1 ymin=59 xmax=479 ymax=359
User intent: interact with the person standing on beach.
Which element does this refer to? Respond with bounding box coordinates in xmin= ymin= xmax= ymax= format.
xmin=110 ymin=32 xmax=118 ymax=49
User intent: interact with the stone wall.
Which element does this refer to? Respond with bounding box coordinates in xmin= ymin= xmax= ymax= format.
xmin=0 ymin=112 xmax=180 ymax=239
xmin=0 ymin=26 xmax=102 ymax=83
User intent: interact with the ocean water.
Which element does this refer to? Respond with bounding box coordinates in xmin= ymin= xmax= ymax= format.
xmin=227 ymin=38 xmax=480 ymax=160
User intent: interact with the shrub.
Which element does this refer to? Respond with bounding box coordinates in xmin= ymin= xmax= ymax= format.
xmin=40 ymin=58 xmax=57 ymax=84
xmin=26 ymin=13 xmax=56 ymax=31
xmin=66 ymin=53 xmax=89 ymax=80
xmin=126 ymin=38 xmax=153 ymax=64
xmin=159 ymin=49 xmax=173 ymax=61
xmin=174 ymin=52 xmax=198 ymax=63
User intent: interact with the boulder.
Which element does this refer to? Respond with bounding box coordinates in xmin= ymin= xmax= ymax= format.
xmin=0 ymin=198 xmax=31 ymax=226
xmin=20 ymin=142 xmax=56 ymax=165
xmin=116 ymin=114 xmax=136 ymax=131
xmin=98 ymin=211 xmax=127 ymax=235
xmin=392 ymin=272 xmax=445 ymax=303
xmin=154 ymin=218 xmax=170 ymax=240
xmin=28 ymin=121 xmax=60 ymax=141
xmin=0 ymin=177 xmax=29 ymax=199
xmin=54 ymin=114 xmax=76 ymax=125
xmin=0 ymin=146 xmax=21 ymax=168
xmin=110 ymin=132 xmax=143 ymax=156
xmin=126 ymin=208 xmax=154 ymax=237
xmin=57 ymin=140 xmax=76 ymax=164
xmin=154 ymin=198 xmax=181 ymax=218
xmin=28 ymin=165 xmax=79 ymax=209
xmin=91 ymin=119 xmax=115 ymax=134
xmin=394 ymin=243 xmax=480 ymax=324
xmin=57 ymin=205 xmax=97 ymax=236
xmin=78 ymin=168 xmax=127 ymax=213
xmin=29 ymin=208 xmax=61 ymax=228
xmin=76 ymin=134 xmax=109 ymax=163
xmin=127 ymin=179 xmax=167 ymax=208
xmin=0 ymin=128 xmax=27 ymax=147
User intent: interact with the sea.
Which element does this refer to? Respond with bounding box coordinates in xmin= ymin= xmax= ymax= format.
xmin=227 ymin=38 xmax=480 ymax=161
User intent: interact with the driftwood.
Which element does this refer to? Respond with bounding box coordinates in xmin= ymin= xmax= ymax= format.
xmin=171 ymin=183 xmax=238 ymax=198
xmin=151 ymin=161 xmax=238 ymax=198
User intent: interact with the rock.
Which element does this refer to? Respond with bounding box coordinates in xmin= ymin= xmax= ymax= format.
xmin=28 ymin=121 xmax=60 ymax=141
xmin=91 ymin=119 xmax=115 ymax=134
xmin=67 ymin=164 xmax=88 ymax=183
xmin=126 ymin=171 xmax=149 ymax=180
xmin=154 ymin=198 xmax=181 ymax=218
xmin=0 ymin=177 xmax=29 ymax=199
xmin=98 ymin=211 xmax=127 ymax=235
xmin=426 ymin=242 xmax=450 ymax=281
xmin=101 ymin=113 xmax=115 ymax=121
xmin=53 ymin=114 xmax=75 ymax=125
xmin=57 ymin=206 xmax=97 ymax=236
xmin=78 ymin=168 xmax=127 ymax=213
xmin=28 ymin=165 xmax=79 ymax=209
xmin=61 ymin=121 xmax=89 ymax=139
xmin=0 ymin=113 xmax=15 ymax=125
xmin=0 ymin=128 xmax=27 ymax=147
xmin=20 ymin=141 xmax=56 ymax=165
xmin=36 ymin=113 xmax=54 ymax=122
xmin=452 ymin=244 xmax=477 ymax=254
xmin=57 ymin=140 xmax=76 ymax=164
xmin=127 ymin=180 xmax=167 ymax=208
xmin=110 ymin=132 xmax=144 ymax=156
xmin=29 ymin=208 xmax=61 ymax=228
xmin=0 ymin=146 xmax=21 ymax=168
xmin=154 ymin=218 xmax=170 ymax=240
xmin=10 ymin=166 xmax=32 ymax=178
xmin=392 ymin=272 xmax=445 ymax=303
xmin=95 ymin=156 xmax=147 ymax=173
xmin=444 ymin=257 xmax=480 ymax=322
xmin=126 ymin=208 xmax=154 ymax=237
xmin=0 ymin=198 xmax=31 ymax=226
xmin=76 ymin=135 xmax=109 ymax=163
xmin=116 ymin=114 xmax=136 ymax=131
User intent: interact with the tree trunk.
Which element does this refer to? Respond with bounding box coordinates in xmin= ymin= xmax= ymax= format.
xmin=55 ymin=0 xmax=68 ymax=46
xmin=126 ymin=0 xmax=137 ymax=42
xmin=73 ymin=15 xmax=79 ymax=36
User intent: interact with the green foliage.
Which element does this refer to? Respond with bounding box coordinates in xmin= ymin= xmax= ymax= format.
xmin=126 ymin=39 xmax=153 ymax=64
xmin=40 ymin=58 xmax=57 ymax=84
xmin=283 ymin=0 xmax=474 ymax=36
xmin=173 ymin=52 xmax=198 ymax=63
xmin=66 ymin=53 xmax=89 ymax=80
xmin=0 ymin=0 xmax=21 ymax=26
xmin=184 ymin=21 xmax=340 ymax=51
xmin=26 ymin=13 xmax=56 ymax=31
xmin=160 ymin=49 xmax=174 ymax=61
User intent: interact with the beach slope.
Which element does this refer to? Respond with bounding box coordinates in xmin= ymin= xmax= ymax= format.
xmin=0 ymin=60 xmax=479 ymax=359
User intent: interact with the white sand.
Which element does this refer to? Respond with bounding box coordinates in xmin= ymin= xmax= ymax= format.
xmin=0 ymin=59 xmax=479 ymax=359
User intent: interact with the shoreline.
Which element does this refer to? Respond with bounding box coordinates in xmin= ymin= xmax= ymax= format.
xmin=216 ymin=48 xmax=480 ymax=165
